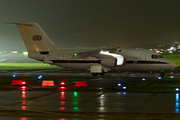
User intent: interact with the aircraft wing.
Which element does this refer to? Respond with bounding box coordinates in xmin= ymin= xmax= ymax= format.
xmin=72 ymin=47 xmax=118 ymax=58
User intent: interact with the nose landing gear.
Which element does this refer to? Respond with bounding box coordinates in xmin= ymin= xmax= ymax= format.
xmin=160 ymin=70 xmax=165 ymax=77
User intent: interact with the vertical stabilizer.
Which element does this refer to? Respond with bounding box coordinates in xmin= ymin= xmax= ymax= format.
xmin=7 ymin=22 xmax=58 ymax=52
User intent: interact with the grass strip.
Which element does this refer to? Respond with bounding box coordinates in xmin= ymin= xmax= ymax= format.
xmin=0 ymin=63 xmax=62 ymax=70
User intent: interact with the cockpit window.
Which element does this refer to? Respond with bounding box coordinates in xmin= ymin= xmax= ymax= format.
xmin=151 ymin=55 xmax=155 ymax=59
xmin=151 ymin=54 xmax=164 ymax=59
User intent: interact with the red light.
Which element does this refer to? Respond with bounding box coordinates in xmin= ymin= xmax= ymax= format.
xmin=61 ymin=92 xmax=65 ymax=96
xmin=60 ymin=107 xmax=65 ymax=111
xmin=22 ymin=106 xmax=26 ymax=110
xmin=22 ymin=82 xmax=26 ymax=85
xmin=21 ymin=86 xmax=27 ymax=90
xmin=11 ymin=80 xmax=23 ymax=86
xmin=22 ymin=100 xmax=25 ymax=105
xmin=60 ymin=118 xmax=66 ymax=120
xmin=61 ymin=101 xmax=65 ymax=105
xmin=61 ymin=82 xmax=65 ymax=85
xmin=21 ymin=118 xmax=27 ymax=120
xmin=75 ymin=81 xmax=87 ymax=87
xmin=60 ymin=87 xmax=66 ymax=90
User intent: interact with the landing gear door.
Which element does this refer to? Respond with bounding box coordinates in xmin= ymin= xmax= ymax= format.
xmin=59 ymin=53 xmax=64 ymax=60
xmin=140 ymin=53 xmax=146 ymax=61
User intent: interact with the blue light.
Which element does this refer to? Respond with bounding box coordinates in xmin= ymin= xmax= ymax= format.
xmin=142 ymin=78 xmax=145 ymax=81
xmin=123 ymin=92 xmax=126 ymax=95
xmin=176 ymin=88 xmax=179 ymax=91
xmin=12 ymin=75 xmax=16 ymax=77
xmin=176 ymin=103 xmax=179 ymax=108
xmin=175 ymin=109 xmax=179 ymax=113
xmin=38 ymin=75 xmax=42 ymax=79
xmin=158 ymin=77 xmax=161 ymax=80
xmin=170 ymin=76 xmax=174 ymax=78
xmin=175 ymin=93 xmax=179 ymax=113
xmin=123 ymin=87 xmax=126 ymax=89
xmin=176 ymin=93 xmax=179 ymax=103
xmin=118 ymin=84 xmax=121 ymax=86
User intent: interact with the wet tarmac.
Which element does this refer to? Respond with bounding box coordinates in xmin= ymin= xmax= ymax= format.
xmin=0 ymin=68 xmax=180 ymax=119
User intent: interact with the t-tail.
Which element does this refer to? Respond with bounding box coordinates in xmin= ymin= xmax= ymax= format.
xmin=6 ymin=22 xmax=59 ymax=60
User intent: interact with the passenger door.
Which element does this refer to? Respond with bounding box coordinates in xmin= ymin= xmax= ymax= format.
xmin=140 ymin=53 xmax=146 ymax=61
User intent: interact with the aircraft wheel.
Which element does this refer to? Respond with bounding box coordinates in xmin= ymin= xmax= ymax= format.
xmin=160 ymin=72 xmax=164 ymax=76
xmin=92 ymin=73 xmax=98 ymax=76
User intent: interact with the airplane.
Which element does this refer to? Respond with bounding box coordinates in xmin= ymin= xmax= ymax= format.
xmin=7 ymin=22 xmax=177 ymax=76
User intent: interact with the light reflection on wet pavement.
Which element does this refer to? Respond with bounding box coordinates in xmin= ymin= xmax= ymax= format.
xmin=0 ymin=68 xmax=179 ymax=119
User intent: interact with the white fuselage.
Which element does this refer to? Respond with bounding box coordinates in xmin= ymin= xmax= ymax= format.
xmin=29 ymin=48 xmax=177 ymax=72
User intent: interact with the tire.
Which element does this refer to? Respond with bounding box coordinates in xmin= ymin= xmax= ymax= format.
xmin=160 ymin=72 xmax=164 ymax=76
xmin=92 ymin=73 xmax=98 ymax=76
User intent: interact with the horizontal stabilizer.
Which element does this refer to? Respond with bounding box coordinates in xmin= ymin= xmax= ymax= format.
xmin=5 ymin=22 xmax=35 ymax=26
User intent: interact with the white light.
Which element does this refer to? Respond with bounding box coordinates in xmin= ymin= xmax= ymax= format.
xmin=13 ymin=75 xmax=16 ymax=77
xmin=170 ymin=76 xmax=174 ymax=78
xmin=100 ymin=50 xmax=124 ymax=65
xmin=123 ymin=87 xmax=126 ymax=89
xmin=158 ymin=77 xmax=161 ymax=80
xmin=142 ymin=78 xmax=145 ymax=81
xmin=176 ymin=88 xmax=179 ymax=91
xmin=38 ymin=75 xmax=42 ymax=79
xmin=11 ymin=51 xmax=18 ymax=53
xmin=118 ymin=84 xmax=121 ymax=86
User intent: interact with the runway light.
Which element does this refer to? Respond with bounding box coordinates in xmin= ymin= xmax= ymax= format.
xmin=142 ymin=78 xmax=145 ymax=81
xmin=158 ymin=77 xmax=161 ymax=80
xmin=123 ymin=87 xmax=126 ymax=90
xmin=176 ymin=88 xmax=179 ymax=91
xmin=22 ymin=82 xmax=26 ymax=85
xmin=61 ymin=82 xmax=65 ymax=85
xmin=13 ymin=75 xmax=16 ymax=77
xmin=118 ymin=83 xmax=121 ymax=86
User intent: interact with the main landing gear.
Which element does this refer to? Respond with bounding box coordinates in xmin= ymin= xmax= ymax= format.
xmin=160 ymin=70 xmax=165 ymax=77
xmin=92 ymin=72 xmax=105 ymax=76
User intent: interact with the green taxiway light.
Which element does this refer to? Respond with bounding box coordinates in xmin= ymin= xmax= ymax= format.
xmin=74 ymin=92 xmax=78 ymax=97
xmin=74 ymin=53 xmax=77 ymax=56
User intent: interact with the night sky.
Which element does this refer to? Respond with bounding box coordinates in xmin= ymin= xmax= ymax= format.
xmin=1 ymin=0 xmax=180 ymax=51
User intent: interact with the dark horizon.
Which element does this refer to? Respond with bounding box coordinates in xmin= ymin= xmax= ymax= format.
xmin=1 ymin=0 xmax=180 ymax=51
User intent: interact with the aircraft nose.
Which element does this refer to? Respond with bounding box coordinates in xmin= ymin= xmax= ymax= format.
xmin=171 ymin=63 xmax=177 ymax=68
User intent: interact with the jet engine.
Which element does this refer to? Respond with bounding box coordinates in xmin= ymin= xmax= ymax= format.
xmin=100 ymin=57 xmax=117 ymax=67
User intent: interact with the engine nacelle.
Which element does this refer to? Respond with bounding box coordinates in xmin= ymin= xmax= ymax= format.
xmin=101 ymin=57 xmax=117 ymax=67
